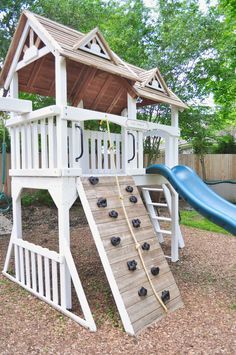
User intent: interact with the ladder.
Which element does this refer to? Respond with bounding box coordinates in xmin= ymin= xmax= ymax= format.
xmin=142 ymin=184 xmax=184 ymax=262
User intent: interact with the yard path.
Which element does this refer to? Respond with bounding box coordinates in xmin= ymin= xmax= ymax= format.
xmin=0 ymin=206 xmax=235 ymax=354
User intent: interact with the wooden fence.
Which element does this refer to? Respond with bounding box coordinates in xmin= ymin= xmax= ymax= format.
xmin=145 ymin=154 xmax=236 ymax=180
xmin=1 ymin=153 xmax=236 ymax=196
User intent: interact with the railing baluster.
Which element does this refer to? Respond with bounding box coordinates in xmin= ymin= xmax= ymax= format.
xmin=26 ymin=123 xmax=32 ymax=169
xmin=25 ymin=249 xmax=31 ymax=287
xmin=31 ymin=251 xmax=37 ymax=292
xmin=21 ymin=124 xmax=27 ymax=169
xmin=40 ymin=119 xmax=48 ymax=169
xmin=48 ymin=117 xmax=55 ymax=169
xmin=52 ymin=260 xmax=59 ymax=304
xmin=37 ymin=254 xmax=44 ymax=296
xmin=44 ymin=257 xmax=51 ymax=301
xmin=19 ymin=246 xmax=25 ymax=284
xmin=32 ymin=121 xmax=39 ymax=169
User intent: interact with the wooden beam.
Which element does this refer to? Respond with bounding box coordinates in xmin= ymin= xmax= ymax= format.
xmin=29 ymin=28 xmax=34 ymax=47
xmin=16 ymin=46 xmax=50 ymax=71
xmin=91 ymin=75 xmax=113 ymax=110
xmin=69 ymin=65 xmax=87 ymax=101
xmin=106 ymin=87 xmax=124 ymax=113
xmin=23 ymin=45 xmax=28 ymax=53
xmin=35 ymin=36 xmax=41 ymax=49
xmin=115 ymin=77 xmax=137 ymax=99
xmin=4 ymin=21 xmax=30 ymax=90
xmin=27 ymin=56 xmax=45 ymax=89
xmin=72 ymin=68 xmax=97 ymax=106
xmin=0 ymin=97 xmax=32 ymax=113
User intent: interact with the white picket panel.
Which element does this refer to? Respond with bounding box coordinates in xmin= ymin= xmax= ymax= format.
xmin=37 ymin=254 xmax=44 ymax=295
xmin=9 ymin=114 xmax=144 ymax=175
xmin=14 ymin=244 xmax=20 ymax=281
xmin=40 ymin=119 xmax=48 ymax=169
xmin=48 ymin=117 xmax=55 ymax=169
xmin=44 ymin=257 xmax=51 ymax=300
xmin=15 ymin=126 xmax=21 ymax=169
xmin=25 ymin=248 xmax=31 ymax=287
xmin=19 ymin=246 xmax=25 ymax=284
xmin=20 ymin=125 xmax=27 ymax=169
xmin=26 ymin=124 xmax=32 ymax=169
xmin=31 ymin=251 xmax=37 ymax=292
xmin=32 ymin=122 xmax=39 ymax=169
xmin=52 ymin=260 xmax=59 ymax=304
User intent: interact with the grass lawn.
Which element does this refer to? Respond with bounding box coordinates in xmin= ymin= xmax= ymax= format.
xmin=180 ymin=210 xmax=229 ymax=234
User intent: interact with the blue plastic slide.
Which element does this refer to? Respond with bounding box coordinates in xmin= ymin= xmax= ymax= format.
xmin=146 ymin=164 xmax=236 ymax=236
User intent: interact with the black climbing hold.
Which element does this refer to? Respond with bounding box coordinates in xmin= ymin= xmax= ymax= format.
xmin=132 ymin=218 xmax=141 ymax=228
xmin=161 ymin=290 xmax=170 ymax=304
xmin=89 ymin=176 xmax=99 ymax=185
xmin=138 ymin=287 xmax=147 ymax=297
xmin=97 ymin=198 xmax=107 ymax=208
xmin=111 ymin=236 xmax=121 ymax=246
xmin=127 ymin=260 xmax=137 ymax=271
xmin=151 ymin=266 xmax=160 ymax=276
xmin=129 ymin=195 xmax=138 ymax=203
xmin=126 ymin=186 xmax=133 ymax=193
xmin=109 ymin=210 xmax=118 ymax=218
xmin=142 ymin=242 xmax=150 ymax=251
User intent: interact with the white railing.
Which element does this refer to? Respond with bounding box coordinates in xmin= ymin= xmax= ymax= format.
xmin=81 ymin=130 xmax=123 ymax=174
xmin=13 ymin=238 xmax=62 ymax=305
xmin=7 ymin=105 xmax=171 ymax=176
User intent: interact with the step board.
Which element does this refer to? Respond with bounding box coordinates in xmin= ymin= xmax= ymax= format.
xmin=78 ymin=176 xmax=183 ymax=335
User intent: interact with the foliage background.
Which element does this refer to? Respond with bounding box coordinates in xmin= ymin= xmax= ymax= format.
xmin=0 ymin=0 xmax=235 ymax=164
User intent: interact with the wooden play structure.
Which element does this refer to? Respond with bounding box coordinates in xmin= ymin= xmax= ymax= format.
xmin=0 ymin=11 xmax=188 ymax=335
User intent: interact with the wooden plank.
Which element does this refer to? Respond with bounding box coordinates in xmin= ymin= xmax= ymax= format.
xmin=37 ymin=254 xmax=44 ymax=296
xmin=93 ymin=204 xmax=147 ymax=224
xmin=127 ymin=283 xmax=180 ymax=324
xmin=0 ymin=97 xmax=32 ymax=113
xmin=102 ymin=227 xmax=155 ymax=251
xmin=52 ymin=260 xmax=59 ymax=304
xmin=87 ymin=194 xmax=142 ymax=211
xmin=106 ymin=87 xmax=124 ymax=113
xmin=72 ymin=68 xmax=97 ymax=106
xmin=91 ymin=75 xmax=113 ymax=110
xmin=25 ymin=248 xmax=31 ymax=288
xmin=80 ymin=176 xmax=183 ymax=334
xmin=31 ymin=251 xmax=37 ymax=292
xmin=44 ymin=257 xmax=51 ymax=301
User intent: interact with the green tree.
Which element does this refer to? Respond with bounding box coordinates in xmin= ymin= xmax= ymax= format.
xmin=213 ymin=134 xmax=236 ymax=154
xmin=180 ymin=106 xmax=221 ymax=180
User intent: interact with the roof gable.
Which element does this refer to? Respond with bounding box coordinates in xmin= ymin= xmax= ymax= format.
xmin=73 ymin=27 xmax=119 ymax=64
xmin=139 ymin=67 xmax=170 ymax=95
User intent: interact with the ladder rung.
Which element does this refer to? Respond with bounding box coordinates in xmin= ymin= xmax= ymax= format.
xmin=148 ymin=202 xmax=168 ymax=207
xmin=156 ymin=229 xmax=172 ymax=235
xmin=142 ymin=187 xmax=163 ymax=192
xmin=153 ymin=216 xmax=172 ymax=222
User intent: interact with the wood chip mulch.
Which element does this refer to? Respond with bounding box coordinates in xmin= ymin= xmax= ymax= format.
xmin=0 ymin=205 xmax=235 ymax=354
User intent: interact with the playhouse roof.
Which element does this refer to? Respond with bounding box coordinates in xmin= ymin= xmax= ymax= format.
xmin=0 ymin=11 xmax=187 ymax=110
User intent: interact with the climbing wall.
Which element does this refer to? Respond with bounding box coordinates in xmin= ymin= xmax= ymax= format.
xmin=79 ymin=176 xmax=183 ymax=335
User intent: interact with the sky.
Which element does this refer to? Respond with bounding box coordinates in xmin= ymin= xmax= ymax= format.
xmin=144 ymin=0 xmax=218 ymax=13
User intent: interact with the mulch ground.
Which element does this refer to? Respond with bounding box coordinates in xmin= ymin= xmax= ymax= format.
xmin=0 ymin=205 xmax=235 ymax=354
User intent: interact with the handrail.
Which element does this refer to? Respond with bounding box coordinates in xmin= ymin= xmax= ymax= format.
xmin=6 ymin=105 xmax=60 ymax=127
xmin=75 ymin=125 xmax=84 ymax=161
xmin=128 ymin=132 xmax=135 ymax=163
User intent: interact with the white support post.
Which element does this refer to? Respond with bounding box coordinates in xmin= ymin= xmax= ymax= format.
xmin=3 ymin=180 xmax=22 ymax=274
xmin=127 ymin=93 xmax=137 ymax=120
xmin=55 ymin=55 xmax=72 ymax=309
xmin=9 ymin=72 xmax=19 ymax=170
xmin=171 ymin=105 xmax=179 ymax=167
xmin=55 ymin=54 xmax=68 ymax=169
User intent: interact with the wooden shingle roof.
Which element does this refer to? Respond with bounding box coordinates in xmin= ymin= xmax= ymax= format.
xmin=0 ymin=11 xmax=187 ymax=109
